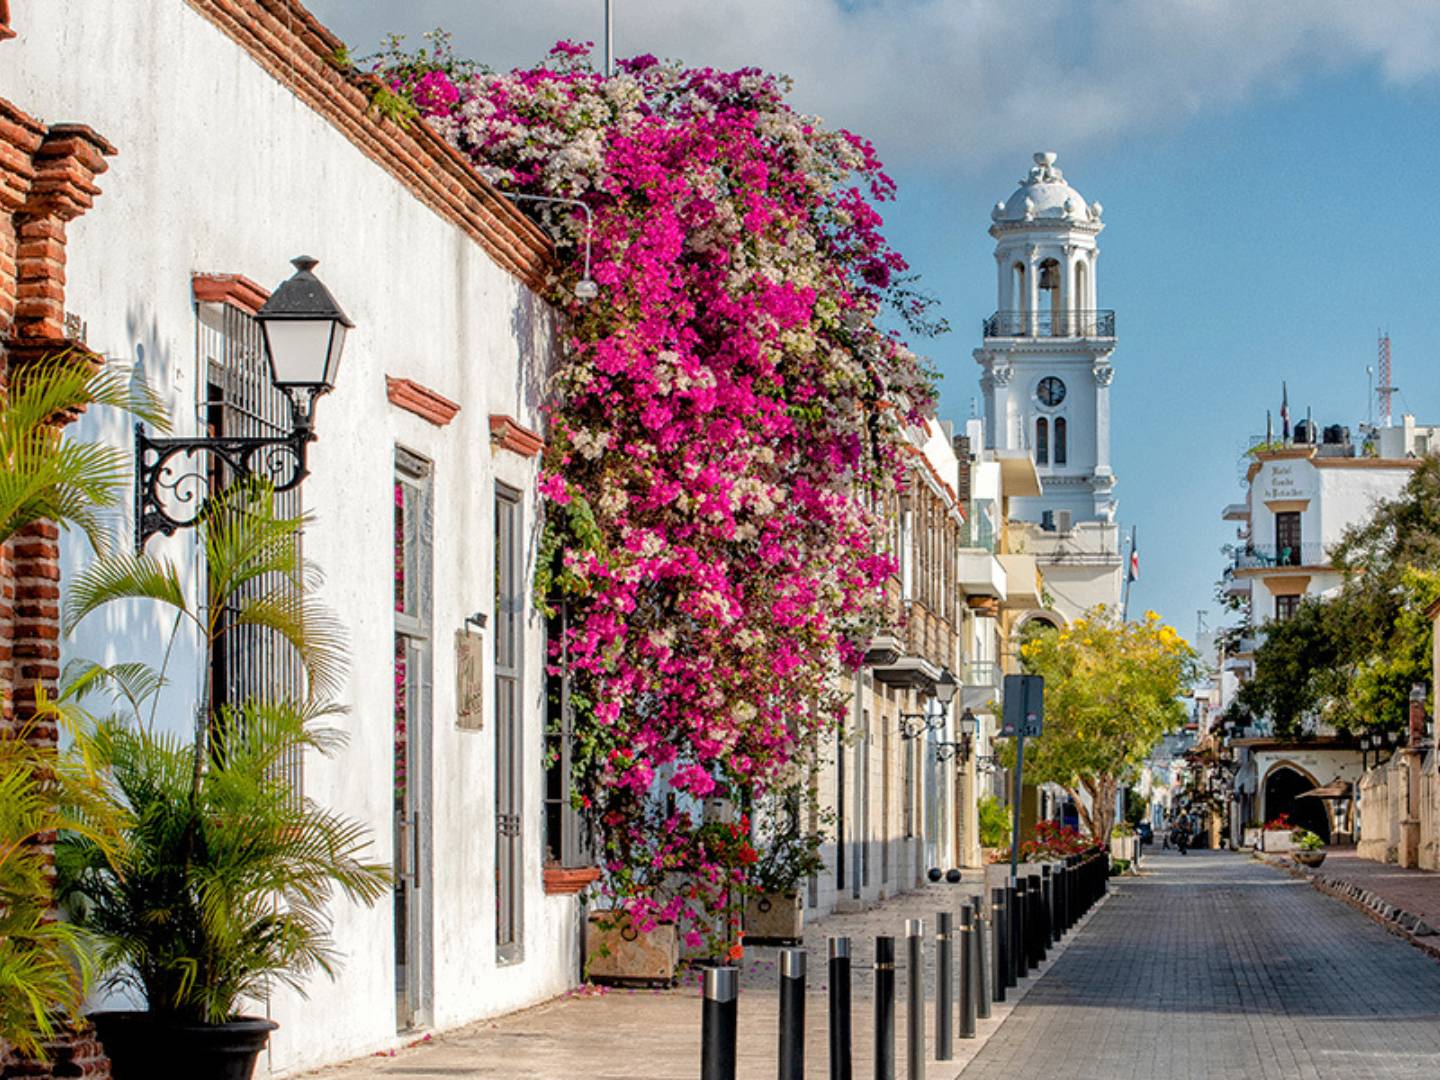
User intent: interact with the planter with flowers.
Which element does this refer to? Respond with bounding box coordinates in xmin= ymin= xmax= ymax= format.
xmin=743 ymin=825 xmax=825 ymax=946
xmin=1290 ymin=828 xmax=1326 ymax=868
xmin=1262 ymin=814 xmax=1296 ymax=852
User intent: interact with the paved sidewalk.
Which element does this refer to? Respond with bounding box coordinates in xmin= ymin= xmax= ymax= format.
xmin=958 ymin=850 xmax=1440 ymax=1080
xmin=297 ymin=872 xmax=1098 ymax=1080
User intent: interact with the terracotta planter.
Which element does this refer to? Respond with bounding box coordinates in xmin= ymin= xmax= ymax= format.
xmin=585 ymin=911 xmax=679 ymax=986
xmin=744 ymin=891 xmax=803 ymax=944
xmin=1292 ymin=850 xmax=1326 ymax=868
xmin=90 ymin=1011 xmax=277 ymax=1080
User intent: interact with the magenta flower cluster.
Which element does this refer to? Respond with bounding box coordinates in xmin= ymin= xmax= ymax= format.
xmin=382 ymin=39 xmax=936 ymax=952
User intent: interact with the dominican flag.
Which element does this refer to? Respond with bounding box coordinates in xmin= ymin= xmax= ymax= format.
xmin=1128 ymin=545 xmax=1140 ymax=582
xmin=1281 ymin=381 xmax=1291 ymax=439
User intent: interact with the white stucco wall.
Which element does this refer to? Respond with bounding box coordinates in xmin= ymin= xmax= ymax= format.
xmin=4 ymin=4 xmax=577 ymax=1075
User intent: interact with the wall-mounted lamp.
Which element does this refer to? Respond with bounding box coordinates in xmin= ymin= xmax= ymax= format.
xmin=134 ymin=256 xmax=352 ymax=550
xmin=935 ymin=706 xmax=979 ymax=763
xmin=899 ymin=666 xmax=959 ymax=740
xmin=501 ymin=192 xmax=598 ymax=300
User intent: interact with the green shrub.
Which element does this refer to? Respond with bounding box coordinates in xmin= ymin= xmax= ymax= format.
xmin=978 ymin=796 xmax=1011 ymax=848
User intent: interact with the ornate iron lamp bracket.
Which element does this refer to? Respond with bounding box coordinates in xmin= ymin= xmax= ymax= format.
xmin=133 ymin=398 xmax=314 ymax=551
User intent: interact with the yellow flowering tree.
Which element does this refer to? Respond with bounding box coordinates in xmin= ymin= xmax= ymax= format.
xmin=1012 ymin=606 xmax=1200 ymax=841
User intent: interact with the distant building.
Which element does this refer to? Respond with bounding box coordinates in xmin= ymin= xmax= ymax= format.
xmin=1218 ymin=415 xmax=1428 ymax=847
xmin=973 ymin=152 xmax=1123 ymax=626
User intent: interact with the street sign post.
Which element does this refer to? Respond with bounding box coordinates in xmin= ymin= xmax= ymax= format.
xmin=1001 ymin=674 xmax=1044 ymax=882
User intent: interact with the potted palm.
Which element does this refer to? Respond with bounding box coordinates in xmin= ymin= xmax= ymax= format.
xmin=1290 ymin=828 xmax=1327 ymax=868
xmin=52 ymin=484 xmax=389 ymax=1080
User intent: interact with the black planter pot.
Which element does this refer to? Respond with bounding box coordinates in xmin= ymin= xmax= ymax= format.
xmin=90 ymin=1011 xmax=278 ymax=1080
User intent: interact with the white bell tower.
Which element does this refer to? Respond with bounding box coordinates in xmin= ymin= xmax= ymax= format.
xmin=974 ymin=152 xmax=1123 ymax=620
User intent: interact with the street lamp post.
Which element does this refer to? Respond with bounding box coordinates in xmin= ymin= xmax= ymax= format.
xmin=134 ymin=256 xmax=352 ymax=550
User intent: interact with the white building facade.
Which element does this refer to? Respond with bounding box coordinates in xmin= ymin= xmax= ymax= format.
xmin=973 ymin=153 xmax=1123 ymax=627
xmin=4 ymin=2 xmax=584 ymax=1075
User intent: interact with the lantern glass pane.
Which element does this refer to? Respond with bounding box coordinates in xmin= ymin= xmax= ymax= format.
xmin=264 ymin=319 xmax=334 ymax=388
xmin=325 ymin=322 xmax=348 ymax=385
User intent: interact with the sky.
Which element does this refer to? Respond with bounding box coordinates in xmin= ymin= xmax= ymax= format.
xmin=308 ymin=0 xmax=1440 ymax=643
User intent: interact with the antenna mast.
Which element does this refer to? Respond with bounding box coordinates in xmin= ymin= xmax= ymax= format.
xmin=1377 ymin=330 xmax=1395 ymax=428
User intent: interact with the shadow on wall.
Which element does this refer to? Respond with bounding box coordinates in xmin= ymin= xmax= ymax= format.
xmin=58 ymin=301 xmax=204 ymax=739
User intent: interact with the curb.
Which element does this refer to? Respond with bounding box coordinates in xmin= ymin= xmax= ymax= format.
xmin=1253 ymin=851 xmax=1440 ymax=962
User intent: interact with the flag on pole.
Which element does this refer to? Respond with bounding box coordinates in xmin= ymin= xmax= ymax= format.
xmin=1128 ymin=545 xmax=1140 ymax=582
xmin=1280 ymin=381 xmax=1291 ymax=440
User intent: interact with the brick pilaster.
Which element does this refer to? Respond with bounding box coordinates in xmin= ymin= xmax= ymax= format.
xmin=12 ymin=125 xmax=115 ymax=341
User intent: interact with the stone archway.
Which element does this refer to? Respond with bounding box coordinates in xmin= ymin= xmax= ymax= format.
xmin=1262 ymin=763 xmax=1331 ymax=842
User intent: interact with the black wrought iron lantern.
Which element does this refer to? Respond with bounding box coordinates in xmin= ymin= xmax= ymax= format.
xmin=134 ymin=256 xmax=352 ymax=550
xmin=255 ymin=256 xmax=352 ymax=399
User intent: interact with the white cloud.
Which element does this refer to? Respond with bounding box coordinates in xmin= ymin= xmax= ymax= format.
xmin=306 ymin=0 xmax=1440 ymax=167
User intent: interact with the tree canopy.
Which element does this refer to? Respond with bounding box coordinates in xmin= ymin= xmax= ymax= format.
xmin=1012 ymin=608 xmax=1199 ymax=841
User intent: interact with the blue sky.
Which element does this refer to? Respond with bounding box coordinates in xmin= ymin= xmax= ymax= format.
xmin=309 ymin=1 xmax=1440 ymax=641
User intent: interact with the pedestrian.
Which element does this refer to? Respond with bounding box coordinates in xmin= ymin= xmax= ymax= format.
xmin=1175 ymin=823 xmax=1189 ymax=855
xmin=1161 ymin=821 xmax=1171 ymax=850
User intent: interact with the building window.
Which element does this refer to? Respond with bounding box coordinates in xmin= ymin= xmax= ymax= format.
xmin=495 ymin=485 xmax=525 ymax=961
xmin=544 ymin=602 xmax=590 ymax=869
xmin=393 ymin=448 xmax=434 ymax=1029
xmin=1035 ymin=417 xmax=1048 ymax=465
xmin=199 ymin=299 xmax=303 ymax=790
xmin=1275 ymin=511 xmax=1301 ymax=566
xmin=1274 ymin=594 xmax=1300 ymax=622
xmin=1054 ymin=417 xmax=1067 ymax=465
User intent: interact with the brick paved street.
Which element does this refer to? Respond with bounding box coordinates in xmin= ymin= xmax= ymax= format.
xmin=959 ymin=850 xmax=1440 ymax=1080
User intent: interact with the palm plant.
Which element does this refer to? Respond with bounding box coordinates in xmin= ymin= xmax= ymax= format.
xmin=0 ymin=351 xmax=162 ymax=1063
xmin=0 ymin=350 xmax=166 ymax=550
xmin=54 ymin=480 xmax=389 ymax=1025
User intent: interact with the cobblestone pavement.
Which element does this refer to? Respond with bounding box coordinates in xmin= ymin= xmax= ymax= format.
xmin=299 ymin=871 xmax=1095 ymax=1079
xmin=959 ymin=849 xmax=1440 ymax=1080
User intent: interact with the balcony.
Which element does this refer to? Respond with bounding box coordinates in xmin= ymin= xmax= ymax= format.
xmin=958 ymin=549 xmax=1006 ymax=600
xmin=996 ymin=552 xmax=1041 ymax=607
xmin=983 ymin=309 xmax=1115 ymax=339
xmin=960 ymin=660 xmax=1001 ymax=712
xmin=1231 ymin=543 xmax=1326 ymax=571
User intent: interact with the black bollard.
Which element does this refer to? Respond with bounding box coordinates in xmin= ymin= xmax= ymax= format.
xmin=991 ymin=887 xmax=1008 ymax=1003
xmin=958 ymin=903 xmax=977 ymax=1039
xmin=906 ymin=920 xmax=925 ymax=1080
xmin=829 ymin=937 xmax=853 ymax=1080
xmin=779 ymin=948 xmax=806 ymax=1080
xmin=935 ymin=913 xmax=953 ymax=1061
xmin=874 ymin=936 xmax=896 ymax=1080
xmin=1040 ymin=866 xmax=1054 ymax=950
xmin=1029 ymin=873 xmax=1046 ymax=967
xmin=1005 ymin=883 xmax=1020 ymax=986
xmin=973 ymin=896 xmax=992 ymax=1020
xmin=1012 ymin=878 xmax=1028 ymax=977
xmin=1053 ymin=865 xmax=1066 ymax=940
xmin=701 ymin=966 xmax=738 ymax=1080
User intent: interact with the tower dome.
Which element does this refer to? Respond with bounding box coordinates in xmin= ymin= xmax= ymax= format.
xmin=992 ymin=151 xmax=1102 ymax=224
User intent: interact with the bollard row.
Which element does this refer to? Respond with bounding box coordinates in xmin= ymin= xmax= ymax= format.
xmin=697 ymin=851 xmax=1111 ymax=1080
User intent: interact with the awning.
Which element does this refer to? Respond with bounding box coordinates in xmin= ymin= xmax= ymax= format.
xmin=1298 ymin=780 xmax=1352 ymax=800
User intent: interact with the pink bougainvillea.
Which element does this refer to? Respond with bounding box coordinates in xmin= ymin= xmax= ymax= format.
xmin=380 ymin=36 xmax=938 ymax=953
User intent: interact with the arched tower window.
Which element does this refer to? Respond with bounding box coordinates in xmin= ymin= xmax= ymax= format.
xmin=1054 ymin=417 xmax=1067 ymax=465
xmin=1039 ymin=258 xmax=1062 ymax=335
xmin=1035 ymin=417 xmax=1049 ymax=465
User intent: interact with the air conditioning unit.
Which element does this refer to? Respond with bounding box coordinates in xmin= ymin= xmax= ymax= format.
xmin=1055 ymin=510 xmax=1073 ymax=534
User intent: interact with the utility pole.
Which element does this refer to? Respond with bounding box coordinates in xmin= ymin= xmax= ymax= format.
xmin=604 ymin=0 xmax=614 ymax=77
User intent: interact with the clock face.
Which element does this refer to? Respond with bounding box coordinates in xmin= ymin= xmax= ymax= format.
xmin=1037 ymin=376 xmax=1067 ymax=407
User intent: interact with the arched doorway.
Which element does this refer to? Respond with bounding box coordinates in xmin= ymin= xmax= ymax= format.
xmin=1263 ymin=764 xmax=1330 ymax=841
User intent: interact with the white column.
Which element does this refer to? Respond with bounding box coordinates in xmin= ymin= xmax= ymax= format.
xmin=1025 ymin=253 xmax=1039 ymax=337
xmin=1094 ymin=364 xmax=1113 ymax=472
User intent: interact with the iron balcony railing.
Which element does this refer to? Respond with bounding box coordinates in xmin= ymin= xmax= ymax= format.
xmin=1231 ymin=543 xmax=1327 ymax=570
xmin=983 ymin=309 xmax=1115 ymax=339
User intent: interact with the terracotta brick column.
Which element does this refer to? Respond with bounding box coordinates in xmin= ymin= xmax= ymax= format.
xmin=0 ymin=77 xmax=115 ymax=1079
